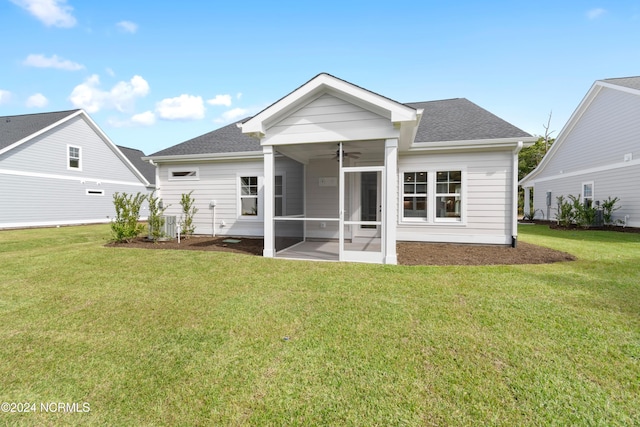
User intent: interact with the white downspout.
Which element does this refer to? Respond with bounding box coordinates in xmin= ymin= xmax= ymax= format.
xmin=512 ymin=141 xmax=524 ymax=247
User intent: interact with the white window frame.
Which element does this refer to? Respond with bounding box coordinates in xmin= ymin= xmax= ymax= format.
xmin=237 ymin=175 xmax=263 ymax=220
xmin=435 ymin=170 xmax=463 ymax=223
xmin=168 ymin=167 xmax=199 ymax=181
xmin=86 ymin=189 xmax=104 ymax=196
xmin=399 ymin=169 xmax=466 ymax=225
xmin=582 ymin=181 xmax=594 ymax=207
xmin=401 ymin=171 xmax=429 ymax=222
xmin=274 ymin=174 xmax=286 ymax=217
xmin=67 ymin=145 xmax=81 ymax=171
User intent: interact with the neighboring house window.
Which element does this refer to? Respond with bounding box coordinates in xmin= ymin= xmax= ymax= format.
xmin=86 ymin=189 xmax=104 ymax=196
xmin=435 ymin=171 xmax=462 ymax=221
xmin=275 ymin=175 xmax=285 ymax=216
xmin=68 ymin=145 xmax=81 ymax=170
xmin=240 ymin=176 xmax=259 ymax=216
xmin=168 ymin=168 xmax=199 ymax=180
xmin=402 ymin=172 xmax=428 ymax=220
xmin=582 ymin=182 xmax=594 ymax=207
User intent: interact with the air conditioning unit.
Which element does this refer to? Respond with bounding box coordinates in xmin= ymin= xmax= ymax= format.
xmin=148 ymin=215 xmax=177 ymax=241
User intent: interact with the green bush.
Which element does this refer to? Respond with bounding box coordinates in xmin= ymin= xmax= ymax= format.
xmin=147 ymin=190 xmax=169 ymax=243
xmin=601 ymin=196 xmax=621 ymax=226
xmin=556 ymin=195 xmax=575 ymax=227
xmin=111 ymin=192 xmax=146 ymax=243
xmin=569 ymin=195 xmax=597 ymax=228
xmin=180 ymin=191 xmax=198 ymax=238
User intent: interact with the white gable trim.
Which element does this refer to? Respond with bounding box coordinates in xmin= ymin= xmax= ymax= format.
xmin=520 ymin=79 xmax=640 ymax=186
xmin=0 ymin=110 xmax=83 ymax=157
xmin=241 ymin=73 xmax=418 ymax=138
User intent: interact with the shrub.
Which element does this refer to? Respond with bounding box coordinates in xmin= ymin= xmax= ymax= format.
xmin=556 ymin=195 xmax=575 ymax=227
xmin=601 ymin=196 xmax=621 ymax=226
xmin=111 ymin=192 xmax=146 ymax=243
xmin=569 ymin=195 xmax=597 ymax=228
xmin=180 ymin=191 xmax=198 ymax=238
xmin=147 ymin=190 xmax=169 ymax=243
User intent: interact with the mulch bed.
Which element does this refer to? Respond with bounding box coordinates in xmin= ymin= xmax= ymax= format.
xmin=106 ymin=234 xmax=575 ymax=266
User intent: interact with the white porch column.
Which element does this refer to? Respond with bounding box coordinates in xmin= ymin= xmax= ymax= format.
xmin=523 ymin=186 xmax=531 ymax=216
xmin=263 ymin=145 xmax=275 ymax=258
xmin=384 ymin=138 xmax=398 ymax=265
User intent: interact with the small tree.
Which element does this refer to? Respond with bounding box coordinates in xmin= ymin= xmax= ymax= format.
xmin=180 ymin=191 xmax=198 ymax=238
xmin=111 ymin=192 xmax=146 ymax=243
xmin=601 ymin=196 xmax=621 ymax=226
xmin=147 ymin=190 xmax=169 ymax=242
xmin=556 ymin=195 xmax=575 ymax=227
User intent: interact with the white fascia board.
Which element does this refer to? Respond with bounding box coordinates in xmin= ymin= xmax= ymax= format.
xmin=79 ymin=111 xmax=151 ymax=187
xmin=240 ymin=73 xmax=417 ymax=135
xmin=521 ymin=157 xmax=640 ymax=186
xmin=408 ymin=137 xmax=537 ymax=152
xmin=598 ymin=80 xmax=640 ymax=96
xmin=0 ymin=109 xmax=82 ymax=157
xmin=144 ymin=151 xmax=264 ymax=163
xmin=521 ymin=82 xmax=605 ymax=184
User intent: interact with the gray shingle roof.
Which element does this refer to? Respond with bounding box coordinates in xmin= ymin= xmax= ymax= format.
xmin=601 ymin=76 xmax=640 ymax=91
xmin=406 ymin=98 xmax=531 ymax=142
xmin=117 ymin=145 xmax=156 ymax=185
xmin=151 ymin=98 xmax=531 ymax=157
xmin=150 ymin=119 xmax=261 ymax=156
xmin=0 ymin=109 xmax=79 ymax=151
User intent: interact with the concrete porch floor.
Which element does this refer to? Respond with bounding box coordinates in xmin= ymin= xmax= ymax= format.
xmin=275 ymin=238 xmax=382 ymax=262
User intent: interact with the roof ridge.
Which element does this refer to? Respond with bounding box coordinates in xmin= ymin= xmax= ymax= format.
xmin=0 ymin=109 xmax=80 ymax=120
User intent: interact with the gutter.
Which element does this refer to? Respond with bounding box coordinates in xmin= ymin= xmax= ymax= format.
xmin=512 ymin=141 xmax=524 ymax=247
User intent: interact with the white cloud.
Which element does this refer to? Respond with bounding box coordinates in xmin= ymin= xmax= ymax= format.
xmin=69 ymin=74 xmax=150 ymax=113
xmin=116 ymin=20 xmax=138 ymax=33
xmin=236 ymin=92 xmax=243 ymax=100
xmin=214 ymin=107 xmax=249 ymax=123
xmin=23 ymin=54 xmax=84 ymax=71
xmin=155 ymin=94 xmax=205 ymax=120
xmin=207 ymin=94 xmax=232 ymax=107
xmin=26 ymin=93 xmax=49 ymax=108
xmin=587 ymin=8 xmax=606 ymax=20
xmin=106 ymin=68 xmax=115 ymax=77
xmin=108 ymin=111 xmax=156 ymax=128
xmin=131 ymin=111 xmax=156 ymax=126
xmin=0 ymin=90 xmax=11 ymax=104
xmin=10 ymin=0 xmax=76 ymax=28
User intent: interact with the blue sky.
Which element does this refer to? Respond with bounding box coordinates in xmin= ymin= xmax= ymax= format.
xmin=1 ymin=0 xmax=639 ymax=154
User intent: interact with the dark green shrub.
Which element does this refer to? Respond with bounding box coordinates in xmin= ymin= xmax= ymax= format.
xmin=111 ymin=192 xmax=146 ymax=243
xmin=556 ymin=195 xmax=575 ymax=227
xmin=569 ymin=195 xmax=597 ymax=228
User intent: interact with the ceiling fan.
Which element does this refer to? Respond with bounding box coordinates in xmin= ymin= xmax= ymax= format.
xmin=332 ymin=148 xmax=361 ymax=160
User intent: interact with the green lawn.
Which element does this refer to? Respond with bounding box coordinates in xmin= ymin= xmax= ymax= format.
xmin=0 ymin=224 xmax=638 ymax=426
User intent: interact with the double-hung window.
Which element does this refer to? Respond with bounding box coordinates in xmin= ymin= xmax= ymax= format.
xmin=68 ymin=145 xmax=81 ymax=170
xmin=403 ymin=172 xmax=428 ymax=220
xmin=240 ymin=176 xmax=259 ymax=216
xmin=436 ymin=171 xmax=462 ymax=220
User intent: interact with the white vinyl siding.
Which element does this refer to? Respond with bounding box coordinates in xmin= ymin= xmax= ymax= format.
xmin=262 ymin=93 xmax=399 ymax=145
xmin=155 ymin=157 xmax=303 ymax=237
xmin=397 ymin=151 xmax=512 ymax=245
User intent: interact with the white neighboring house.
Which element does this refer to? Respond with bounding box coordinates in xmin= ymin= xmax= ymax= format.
xmin=146 ymin=73 xmax=534 ymax=264
xmin=520 ymin=77 xmax=640 ymax=227
xmin=0 ymin=109 xmax=154 ymax=229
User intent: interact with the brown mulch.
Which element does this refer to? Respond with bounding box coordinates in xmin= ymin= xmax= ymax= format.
xmin=106 ymin=235 xmax=575 ymax=266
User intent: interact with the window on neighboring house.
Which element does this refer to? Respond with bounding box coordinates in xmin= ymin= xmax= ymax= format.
xmin=169 ymin=168 xmax=199 ymax=180
xmin=275 ymin=175 xmax=284 ymax=216
xmin=583 ymin=182 xmax=594 ymax=208
xmin=68 ymin=145 xmax=81 ymax=170
xmin=402 ymin=172 xmax=428 ymax=220
xmin=436 ymin=170 xmax=462 ymax=220
xmin=240 ymin=176 xmax=258 ymax=216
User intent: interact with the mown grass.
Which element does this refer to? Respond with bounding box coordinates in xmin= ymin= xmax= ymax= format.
xmin=0 ymin=224 xmax=638 ymax=426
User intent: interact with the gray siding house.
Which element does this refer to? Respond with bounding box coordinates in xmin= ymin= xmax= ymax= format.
xmin=520 ymin=77 xmax=640 ymax=227
xmin=146 ymin=73 xmax=535 ymax=264
xmin=0 ymin=109 xmax=153 ymax=229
